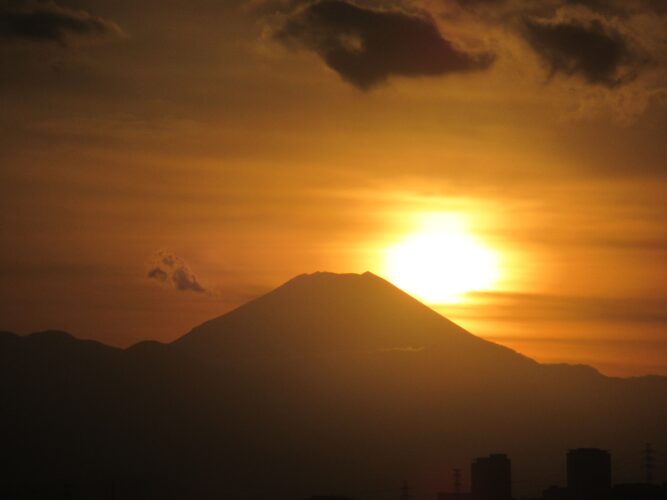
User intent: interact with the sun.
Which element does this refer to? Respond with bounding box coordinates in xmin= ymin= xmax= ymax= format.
xmin=383 ymin=214 xmax=500 ymax=304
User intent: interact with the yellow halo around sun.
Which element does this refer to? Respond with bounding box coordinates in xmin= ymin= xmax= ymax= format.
xmin=383 ymin=214 xmax=500 ymax=304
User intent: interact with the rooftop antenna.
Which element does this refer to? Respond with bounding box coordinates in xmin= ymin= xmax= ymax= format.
xmin=454 ymin=468 xmax=462 ymax=499
xmin=644 ymin=443 xmax=655 ymax=484
xmin=401 ymin=480 xmax=411 ymax=500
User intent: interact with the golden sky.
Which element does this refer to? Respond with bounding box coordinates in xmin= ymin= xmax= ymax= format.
xmin=1 ymin=0 xmax=666 ymax=376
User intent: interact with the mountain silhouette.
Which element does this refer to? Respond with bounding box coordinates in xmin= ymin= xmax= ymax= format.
xmin=173 ymin=271 xmax=534 ymax=367
xmin=1 ymin=272 xmax=666 ymax=500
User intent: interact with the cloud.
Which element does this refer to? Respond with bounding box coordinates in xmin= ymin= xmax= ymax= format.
xmin=0 ymin=1 xmax=124 ymax=45
xmin=456 ymin=291 xmax=667 ymax=325
xmin=273 ymin=0 xmax=495 ymax=90
xmin=170 ymin=267 xmax=206 ymax=293
xmin=434 ymin=0 xmax=667 ymax=121
xmin=147 ymin=251 xmax=207 ymax=294
xmin=447 ymin=0 xmax=665 ymax=18
xmin=447 ymin=0 xmax=661 ymax=80
xmin=258 ymin=0 xmax=665 ymax=107
xmin=521 ymin=18 xmax=639 ymax=87
xmin=147 ymin=267 xmax=168 ymax=282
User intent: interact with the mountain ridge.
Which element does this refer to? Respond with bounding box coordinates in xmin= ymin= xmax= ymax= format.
xmin=171 ymin=271 xmax=538 ymax=369
xmin=1 ymin=272 xmax=662 ymax=379
xmin=2 ymin=271 xmax=666 ymax=498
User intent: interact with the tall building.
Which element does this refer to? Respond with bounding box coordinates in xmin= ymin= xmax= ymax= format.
xmin=566 ymin=448 xmax=611 ymax=500
xmin=471 ymin=453 xmax=512 ymax=500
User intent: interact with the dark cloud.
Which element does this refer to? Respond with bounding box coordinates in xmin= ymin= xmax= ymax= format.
xmin=170 ymin=267 xmax=206 ymax=293
xmin=147 ymin=251 xmax=207 ymax=294
xmin=275 ymin=0 xmax=495 ymax=90
xmin=443 ymin=0 xmax=663 ymax=92
xmin=522 ymin=18 xmax=639 ymax=87
xmin=449 ymin=0 xmax=665 ymax=18
xmin=147 ymin=267 xmax=168 ymax=282
xmin=570 ymin=0 xmax=667 ymax=16
xmin=0 ymin=1 xmax=124 ymax=45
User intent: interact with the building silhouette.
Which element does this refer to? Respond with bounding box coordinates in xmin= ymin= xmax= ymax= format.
xmin=439 ymin=447 xmax=667 ymax=500
xmin=471 ymin=454 xmax=512 ymax=500
xmin=542 ymin=484 xmax=567 ymax=500
xmin=612 ymin=483 xmax=665 ymax=500
xmin=566 ymin=448 xmax=611 ymax=500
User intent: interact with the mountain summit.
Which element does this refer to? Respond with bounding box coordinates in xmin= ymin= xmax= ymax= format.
xmin=173 ymin=271 xmax=532 ymax=368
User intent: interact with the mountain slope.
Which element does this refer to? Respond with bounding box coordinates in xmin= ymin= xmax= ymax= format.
xmin=173 ymin=271 xmax=535 ymax=370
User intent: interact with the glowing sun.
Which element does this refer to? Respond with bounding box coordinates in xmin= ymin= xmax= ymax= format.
xmin=384 ymin=214 xmax=500 ymax=304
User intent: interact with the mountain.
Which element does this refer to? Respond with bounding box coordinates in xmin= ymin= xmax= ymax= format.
xmin=1 ymin=272 xmax=666 ymax=500
xmin=173 ymin=271 xmax=534 ymax=368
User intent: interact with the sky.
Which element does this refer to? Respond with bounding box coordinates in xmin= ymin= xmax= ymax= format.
xmin=1 ymin=0 xmax=666 ymax=376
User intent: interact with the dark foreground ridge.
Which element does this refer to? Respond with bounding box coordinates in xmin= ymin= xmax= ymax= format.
xmin=1 ymin=272 xmax=666 ymax=500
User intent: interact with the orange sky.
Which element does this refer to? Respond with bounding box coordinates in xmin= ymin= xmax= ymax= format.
xmin=1 ymin=0 xmax=666 ymax=376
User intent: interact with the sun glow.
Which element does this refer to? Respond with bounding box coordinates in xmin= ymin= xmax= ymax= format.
xmin=384 ymin=213 xmax=500 ymax=304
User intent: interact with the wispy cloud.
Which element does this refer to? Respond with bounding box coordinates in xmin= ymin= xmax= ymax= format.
xmin=0 ymin=1 xmax=125 ymax=46
xmin=147 ymin=251 xmax=207 ymax=294
xmin=451 ymin=291 xmax=667 ymax=325
xmin=521 ymin=18 xmax=641 ymax=88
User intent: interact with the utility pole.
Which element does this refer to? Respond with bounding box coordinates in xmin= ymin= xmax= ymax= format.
xmin=401 ymin=480 xmax=411 ymax=500
xmin=453 ymin=468 xmax=462 ymax=499
xmin=644 ymin=443 xmax=655 ymax=484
